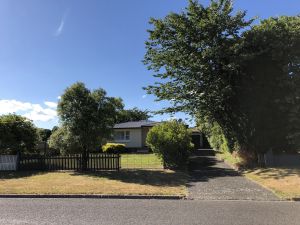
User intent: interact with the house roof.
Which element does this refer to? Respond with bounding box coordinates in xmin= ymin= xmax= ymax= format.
xmin=113 ymin=120 xmax=159 ymax=129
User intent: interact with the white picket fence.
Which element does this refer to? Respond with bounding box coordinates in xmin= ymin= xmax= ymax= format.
xmin=0 ymin=155 xmax=18 ymax=171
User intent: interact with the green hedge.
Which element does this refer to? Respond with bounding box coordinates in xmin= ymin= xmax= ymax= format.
xmin=146 ymin=120 xmax=194 ymax=169
xmin=197 ymin=116 xmax=231 ymax=152
xmin=102 ymin=143 xmax=126 ymax=153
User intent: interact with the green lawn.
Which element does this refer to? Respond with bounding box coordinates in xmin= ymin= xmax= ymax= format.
xmin=121 ymin=153 xmax=163 ymax=169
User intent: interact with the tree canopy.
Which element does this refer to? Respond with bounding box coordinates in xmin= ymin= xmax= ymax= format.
xmin=238 ymin=16 xmax=300 ymax=153
xmin=144 ymin=0 xmax=300 ymax=156
xmin=116 ymin=107 xmax=150 ymax=123
xmin=37 ymin=128 xmax=52 ymax=142
xmin=0 ymin=114 xmax=38 ymax=154
xmin=57 ymin=82 xmax=123 ymax=159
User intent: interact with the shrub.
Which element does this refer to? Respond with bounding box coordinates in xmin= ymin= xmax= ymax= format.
xmin=102 ymin=143 xmax=126 ymax=153
xmin=48 ymin=126 xmax=82 ymax=155
xmin=197 ymin=116 xmax=231 ymax=152
xmin=0 ymin=114 xmax=39 ymax=154
xmin=146 ymin=120 xmax=194 ymax=169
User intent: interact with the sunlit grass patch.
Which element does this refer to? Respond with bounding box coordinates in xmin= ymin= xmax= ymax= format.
xmin=0 ymin=170 xmax=187 ymax=196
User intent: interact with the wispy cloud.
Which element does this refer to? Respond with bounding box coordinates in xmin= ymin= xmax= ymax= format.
xmin=142 ymin=94 xmax=147 ymax=99
xmin=54 ymin=10 xmax=69 ymax=37
xmin=0 ymin=99 xmax=57 ymax=122
xmin=44 ymin=101 xmax=58 ymax=108
xmin=54 ymin=20 xmax=65 ymax=36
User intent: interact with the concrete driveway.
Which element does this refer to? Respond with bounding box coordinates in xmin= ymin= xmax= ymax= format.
xmin=188 ymin=150 xmax=279 ymax=200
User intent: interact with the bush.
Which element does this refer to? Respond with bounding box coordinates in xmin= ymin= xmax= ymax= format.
xmin=48 ymin=126 xmax=82 ymax=155
xmin=197 ymin=116 xmax=231 ymax=152
xmin=102 ymin=143 xmax=126 ymax=153
xmin=146 ymin=120 xmax=194 ymax=169
xmin=0 ymin=114 xmax=38 ymax=154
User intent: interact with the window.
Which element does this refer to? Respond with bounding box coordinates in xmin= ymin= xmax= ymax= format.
xmin=114 ymin=131 xmax=130 ymax=141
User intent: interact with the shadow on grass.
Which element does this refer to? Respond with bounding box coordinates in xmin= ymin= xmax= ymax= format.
xmin=245 ymin=167 xmax=300 ymax=180
xmin=70 ymin=170 xmax=188 ymax=187
xmin=0 ymin=171 xmax=48 ymax=179
xmin=0 ymin=169 xmax=188 ymax=188
xmin=0 ymin=170 xmax=188 ymax=187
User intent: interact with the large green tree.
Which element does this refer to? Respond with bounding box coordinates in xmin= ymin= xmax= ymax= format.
xmin=144 ymin=0 xmax=252 ymax=150
xmin=238 ymin=16 xmax=300 ymax=153
xmin=37 ymin=128 xmax=52 ymax=142
xmin=57 ymin=82 xmax=123 ymax=169
xmin=0 ymin=114 xmax=38 ymax=154
xmin=144 ymin=0 xmax=300 ymax=157
xmin=37 ymin=128 xmax=52 ymax=154
xmin=116 ymin=107 xmax=150 ymax=123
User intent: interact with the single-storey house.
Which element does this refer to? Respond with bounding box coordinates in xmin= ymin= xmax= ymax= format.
xmin=112 ymin=120 xmax=160 ymax=149
xmin=112 ymin=120 xmax=210 ymax=150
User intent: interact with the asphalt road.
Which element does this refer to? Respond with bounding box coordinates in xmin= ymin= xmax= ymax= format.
xmin=0 ymin=198 xmax=299 ymax=225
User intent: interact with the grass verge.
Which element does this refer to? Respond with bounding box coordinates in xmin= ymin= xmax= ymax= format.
xmin=215 ymin=151 xmax=243 ymax=167
xmin=244 ymin=168 xmax=300 ymax=200
xmin=0 ymin=170 xmax=188 ymax=196
xmin=217 ymin=151 xmax=300 ymax=199
xmin=121 ymin=153 xmax=163 ymax=169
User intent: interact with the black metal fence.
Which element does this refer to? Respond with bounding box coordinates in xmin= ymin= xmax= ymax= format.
xmin=18 ymin=154 xmax=120 ymax=171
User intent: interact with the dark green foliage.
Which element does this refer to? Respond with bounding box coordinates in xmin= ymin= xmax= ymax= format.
xmin=144 ymin=0 xmax=300 ymax=156
xmin=238 ymin=16 xmax=300 ymax=153
xmin=0 ymin=114 xmax=38 ymax=154
xmin=37 ymin=128 xmax=52 ymax=142
xmin=57 ymin=82 xmax=123 ymax=160
xmin=102 ymin=143 xmax=126 ymax=153
xmin=144 ymin=0 xmax=252 ymax=152
xmin=146 ymin=120 xmax=194 ymax=169
xmin=197 ymin=116 xmax=230 ymax=152
xmin=116 ymin=107 xmax=150 ymax=123
xmin=51 ymin=126 xmax=59 ymax=133
xmin=48 ymin=126 xmax=82 ymax=155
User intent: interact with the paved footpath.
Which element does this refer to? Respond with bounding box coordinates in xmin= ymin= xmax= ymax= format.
xmin=0 ymin=198 xmax=299 ymax=225
xmin=188 ymin=153 xmax=279 ymax=200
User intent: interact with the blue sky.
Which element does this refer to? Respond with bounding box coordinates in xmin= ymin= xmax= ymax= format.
xmin=0 ymin=0 xmax=299 ymax=129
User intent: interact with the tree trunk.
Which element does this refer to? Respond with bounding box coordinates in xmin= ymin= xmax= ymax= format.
xmin=81 ymin=150 xmax=89 ymax=171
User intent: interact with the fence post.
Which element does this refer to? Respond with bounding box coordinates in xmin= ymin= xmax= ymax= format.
xmin=16 ymin=152 xmax=21 ymax=171
xmin=42 ymin=155 xmax=46 ymax=170
xmin=117 ymin=154 xmax=120 ymax=171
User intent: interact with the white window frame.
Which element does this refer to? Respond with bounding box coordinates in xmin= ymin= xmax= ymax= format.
xmin=114 ymin=130 xmax=130 ymax=142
